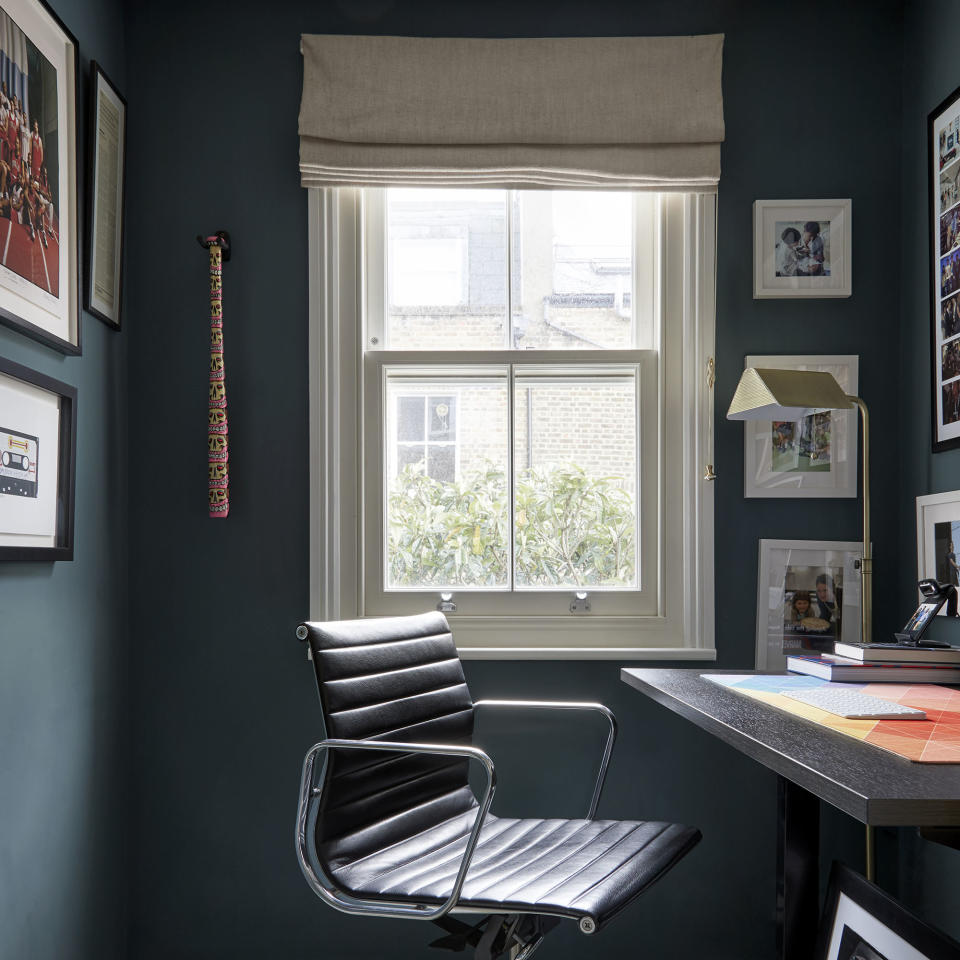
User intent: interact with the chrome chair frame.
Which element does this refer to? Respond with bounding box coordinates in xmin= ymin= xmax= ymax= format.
xmin=295 ymin=700 xmax=617 ymax=931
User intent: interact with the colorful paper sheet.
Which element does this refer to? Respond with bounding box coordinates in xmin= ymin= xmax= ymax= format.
xmin=703 ymin=674 xmax=960 ymax=763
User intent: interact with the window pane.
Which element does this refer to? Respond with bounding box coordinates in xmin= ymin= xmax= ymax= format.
xmin=513 ymin=375 xmax=637 ymax=588
xmin=512 ymin=191 xmax=633 ymax=350
xmin=397 ymin=396 xmax=425 ymax=441
xmin=387 ymin=189 xmax=507 ymax=349
xmin=386 ymin=375 xmax=509 ymax=588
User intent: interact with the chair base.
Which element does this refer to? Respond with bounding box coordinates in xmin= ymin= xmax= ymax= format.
xmin=430 ymin=913 xmax=560 ymax=959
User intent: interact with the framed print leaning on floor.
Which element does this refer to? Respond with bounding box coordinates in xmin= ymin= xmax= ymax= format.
xmin=815 ymin=862 xmax=960 ymax=960
xmin=0 ymin=355 xmax=76 ymax=560
xmin=0 ymin=0 xmax=79 ymax=353
xmin=930 ymin=85 xmax=960 ymax=451
xmin=743 ymin=354 xmax=859 ymax=498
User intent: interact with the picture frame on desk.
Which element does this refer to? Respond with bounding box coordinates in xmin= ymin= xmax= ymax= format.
xmin=756 ymin=539 xmax=863 ymax=672
xmin=816 ymin=862 xmax=960 ymax=960
xmin=743 ymin=354 xmax=859 ymax=498
xmin=0 ymin=0 xmax=80 ymax=354
xmin=916 ymin=490 xmax=960 ymax=615
xmin=0 ymin=355 xmax=76 ymax=560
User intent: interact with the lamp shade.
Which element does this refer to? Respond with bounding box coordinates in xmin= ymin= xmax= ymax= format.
xmin=726 ymin=367 xmax=854 ymax=421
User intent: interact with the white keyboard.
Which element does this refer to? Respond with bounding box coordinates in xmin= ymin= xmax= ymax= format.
xmin=781 ymin=687 xmax=927 ymax=719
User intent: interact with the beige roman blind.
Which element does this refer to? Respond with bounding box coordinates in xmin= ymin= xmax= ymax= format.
xmin=299 ymin=34 xmax=724 ymax=190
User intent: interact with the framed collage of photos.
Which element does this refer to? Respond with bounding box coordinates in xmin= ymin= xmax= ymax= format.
xmin=0 ymin=354 xmax=75 ymax=559
xmin=0 ymin=0 xmax=79 ymax=353
xmin=756 ymin=539 xmax=863 ymax=671
xmin=930 ymin=87 xmax=960 ymax=452
xmin=743 ymin=354 xmax=859 ymax=498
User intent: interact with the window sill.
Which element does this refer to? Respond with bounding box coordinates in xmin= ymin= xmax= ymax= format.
xmin=458 ymin=646 xmax=718 ymax=661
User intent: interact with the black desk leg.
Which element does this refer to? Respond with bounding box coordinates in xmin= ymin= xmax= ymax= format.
xmin=776 ymin=776 xmax=820 ymax=960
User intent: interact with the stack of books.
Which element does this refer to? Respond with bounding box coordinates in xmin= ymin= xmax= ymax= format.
xmin=787 ymin=642 xmax=960 ymax=683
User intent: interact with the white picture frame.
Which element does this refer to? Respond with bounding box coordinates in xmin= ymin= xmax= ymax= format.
xmin=0 ymin=0 xmax=79 ymax=353
xmin=916 ymin=490 xmax=960 ymax=614
xmin=753 ymin=199 xmax=852 ymax=298
xmin=756 ymin=538 xmax=863 ymax=671
xmin=743 ymin=355 xmax=859 ymax=498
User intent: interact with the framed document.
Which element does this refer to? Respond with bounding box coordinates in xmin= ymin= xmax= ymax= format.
xmin=0 ymin=355 xmax=76 ymax=560
xmin=0 ymin=0 xmax=79 ymax=353
xmin=84 ymin=61 xmax=125 ymax=330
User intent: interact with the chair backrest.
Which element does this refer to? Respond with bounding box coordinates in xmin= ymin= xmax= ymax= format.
xmin=300 ymin=612 xmax=478 ymax=869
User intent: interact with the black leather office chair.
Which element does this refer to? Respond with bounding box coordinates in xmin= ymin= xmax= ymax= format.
xmin=295 ymin=612 xmax=700 ymax=959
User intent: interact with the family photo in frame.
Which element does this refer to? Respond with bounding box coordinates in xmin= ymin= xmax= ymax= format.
xmin=753 ymin=199 xmax=852 ymax=299
xmin=755 ymin=539 xmax=863 ymax=671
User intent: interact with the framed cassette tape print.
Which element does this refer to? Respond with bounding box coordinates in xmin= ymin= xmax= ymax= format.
xmin=0 ymin=355 xmax=75 ymax=559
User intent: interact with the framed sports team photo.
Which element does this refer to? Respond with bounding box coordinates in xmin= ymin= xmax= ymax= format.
xmin=0 ymin=355 xmax=76 ymax=560
xmin=84 ymin=61 xmax=125 ymax=331
xmin=930 ymin=85 xmax=960 ymax=452
xmin=753 ymin=199 xmax=852 ymax=298
xmin=815 ymin=862 xmax=960 ymax=960
xmin=0 ymin=0 xmax=79 ymax=353
xmin=743 ymin=354 xmax=859 ymax=498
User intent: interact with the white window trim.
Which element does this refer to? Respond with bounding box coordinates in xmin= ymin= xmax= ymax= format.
xmin=308 ymin=188 xmax=716 ymax=660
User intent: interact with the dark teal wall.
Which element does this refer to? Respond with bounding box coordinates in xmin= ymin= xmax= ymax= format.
xmin=122 ymin=2 xmax=900 ymax=958
xmin=0 ymin=1 xmax=128 ymax=958
xmin=897 ymin=0 xmax=960 ymax=937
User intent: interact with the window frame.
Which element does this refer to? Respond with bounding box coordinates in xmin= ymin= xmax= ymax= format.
xmin=308 ymin=187 xmax=716 ymax=659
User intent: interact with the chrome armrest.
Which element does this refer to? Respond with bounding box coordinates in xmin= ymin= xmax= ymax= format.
xmin=473 ymin=700 xmax=617 ymax=819
xmin=296 ymin=738 xmax=496 ymax=922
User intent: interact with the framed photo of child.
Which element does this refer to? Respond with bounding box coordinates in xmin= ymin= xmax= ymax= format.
xmin=756 ymin=539 xmax=863 ymax=671
xmin=753 ymin=199 xmax=852 ymax=298
xmin=929 ymin=86 xmax=960 ymax=452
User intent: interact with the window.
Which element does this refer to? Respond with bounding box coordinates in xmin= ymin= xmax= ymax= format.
xmin=310 ymin=187 xmax=716 ymax=658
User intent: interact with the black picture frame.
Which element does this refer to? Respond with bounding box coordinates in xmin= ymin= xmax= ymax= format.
xmin=0 ymin=0 xmax=81 ymax=354
xmin=816 ymin=862 xmax=960 ymax=960
xmin=84 ymin=60 xmax=125 ymax=331
xmin=929 ymin=83 xmax=960 ymax=453
xmin=0 ymin=355 xmax=76 ymax=561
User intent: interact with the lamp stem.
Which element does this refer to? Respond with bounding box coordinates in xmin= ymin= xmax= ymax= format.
xmin=849 ymin=396 xmax=871 ymax=645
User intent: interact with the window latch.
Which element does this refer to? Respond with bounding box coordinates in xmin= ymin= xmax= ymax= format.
xmin=570 ymin=591 xmax=591 ymax=614
xmin=437 ymin=592 xmax=457 ymax=613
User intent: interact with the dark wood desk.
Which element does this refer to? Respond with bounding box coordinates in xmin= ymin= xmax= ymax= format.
xmin=621 ymin=668 xmax=960 ymax=959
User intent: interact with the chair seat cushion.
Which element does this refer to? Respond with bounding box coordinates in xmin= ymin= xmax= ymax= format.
xmin=331 ymin=811 xmax=701 ymax=930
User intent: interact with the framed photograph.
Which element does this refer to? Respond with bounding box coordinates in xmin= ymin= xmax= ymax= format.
xmin=756 ymin=539 xmax=863 ymax=671
xmin=753 ymin=199 xmax=852 ymax=298
xmin=916 ymin=491 xmax=960 ymax=614
xmin=0 ymin=0 xmax=79 ymax=353
xmin=816 ymin=862 xmax=960 ymax=960
xmin=0 ymin=355 xmax=75 ymax=560
xmin=743 ymin=354 xmax=859 ymax=498
xmin=84 ymin=61 xmax=125 ymax=330
xmin=929 ymin=86 xmax=960 ymax=452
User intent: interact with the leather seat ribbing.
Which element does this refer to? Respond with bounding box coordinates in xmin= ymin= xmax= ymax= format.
xmin=301 ymin=612 xmax=701 ymax=932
